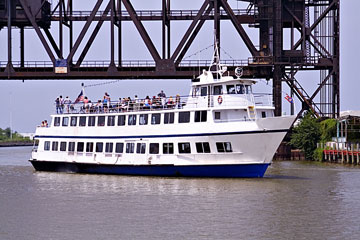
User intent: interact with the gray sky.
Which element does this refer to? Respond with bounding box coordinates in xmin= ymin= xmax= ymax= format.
xmin=0 ymin=0 xmax=358 ymax=133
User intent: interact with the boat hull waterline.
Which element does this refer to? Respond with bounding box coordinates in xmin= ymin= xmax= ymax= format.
xmin=29 ymin=160 xmax=270 ymax=178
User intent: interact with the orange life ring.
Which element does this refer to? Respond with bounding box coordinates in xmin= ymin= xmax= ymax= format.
xmin=218 ymin=96 xmax=223 ymax=104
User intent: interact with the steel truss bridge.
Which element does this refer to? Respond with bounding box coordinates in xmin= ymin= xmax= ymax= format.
xmin=0 ymin=0 xmax=340 ymax=118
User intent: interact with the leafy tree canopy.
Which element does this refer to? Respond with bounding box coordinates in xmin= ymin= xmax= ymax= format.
xmin=290 ymin=111 xmax=321 ymax=160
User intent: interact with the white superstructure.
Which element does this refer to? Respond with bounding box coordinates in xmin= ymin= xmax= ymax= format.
xmin=30 ymin=60 xmax=295 ymax=177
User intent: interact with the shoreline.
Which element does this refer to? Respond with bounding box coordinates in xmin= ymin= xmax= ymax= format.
xmin=0 ymin=141 xmax=34 ymax=147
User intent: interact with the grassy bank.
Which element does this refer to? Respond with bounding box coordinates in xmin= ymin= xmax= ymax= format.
xmin=0 ymin=127 xmax=34 ymax=147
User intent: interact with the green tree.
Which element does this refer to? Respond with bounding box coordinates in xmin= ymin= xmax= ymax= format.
xmin=290 ymin=111 xmax=321 ymax=160
xmin=4 ymin=127 xmax=11 ymax=138
xmin=320 ymin=119 xmax=337 ymax=142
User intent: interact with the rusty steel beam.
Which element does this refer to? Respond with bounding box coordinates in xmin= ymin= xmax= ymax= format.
xmin=171 ymin=0 xmax=210 ymax=63
xmin=67 ymin=0 xmax=104 ymax=64
xmin=19 ymin=0 xmax=56 ymax=63
xmin=175 ymin=6 xmax=213 ymax=67
xmin=122 ymin=0 xmax=161 ymax=63
xmin=43 ymin=28 xmax=62 ymax=59
xmin=310 ymin=70 xmax=335 ymax=101
xmin=74 ymin=2 xmax=112 ymax=67
xmin=294 ymin=0 xmax=337 ymax=50
xmin=219 ymin=0 xmax=259 ymax=57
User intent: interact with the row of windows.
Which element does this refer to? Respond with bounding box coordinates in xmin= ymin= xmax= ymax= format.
xmin=44 ymin=141 xmax=232 ymax=154
xmin=54 ymin=111 xmax=207 ymax=127
xmin=192 ymin=84 xmax=251 ymax=97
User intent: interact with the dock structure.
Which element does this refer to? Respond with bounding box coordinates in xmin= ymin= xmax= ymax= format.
xmin=322 ymin=111 xmax=360 ymax=164
xmin=323 ymin=146 xmax=360 ymax=165
xmin=0 ymin=0 xmax=340 ymax=120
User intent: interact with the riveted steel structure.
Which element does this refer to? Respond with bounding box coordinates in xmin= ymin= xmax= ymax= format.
xmin=0 ymin=0 xmax=340 ymax=118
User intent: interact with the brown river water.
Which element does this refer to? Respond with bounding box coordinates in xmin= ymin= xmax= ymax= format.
xmin=1 ymin=146 xmax=360 ymax=240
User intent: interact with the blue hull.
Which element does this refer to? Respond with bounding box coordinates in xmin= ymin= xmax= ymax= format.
xmin=29 ymin=160 xmax=270 ymax=178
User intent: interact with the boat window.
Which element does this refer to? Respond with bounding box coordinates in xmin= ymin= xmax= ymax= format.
xmin=44 ymin=141 xmax=50 ymax=151
xmin=179 ymin=111 xmax=190 ymax=123
xmin=201 ymin=87 xmax=207 ymax=96
xmin=136 ymin=143 xmax=146 ymax=154
xmin=115 ymin=143 xmax=124 ymax=153
xmin=105 ymin=143 xmax=113 ymax=153
xmin=192 ymin=87 xmax=200 ymax=97
xmin=86 ymin=142 xmax=94 ymax=152
xmin=226 ymin=85 xmax=236 ymax=94
xmin=213 ymin=85 xmax=223 ymax=95
xmin=88 ymin=116 xmax=96 ymax=126
xmin=118 ymin=115 xmax=126 ymax=126
xmin=96 ymin=142 xmax=103 ymax=153
xmin=246 ymin=85 xmax=251 ymax=94
xmin=70 ymin=116 xmax=77 ymax=126
xmin=216 ymin=142 xmax=233 ymax=153
xmin=77 ymin=142 xmax=84 ymax=152
xmin=149 ymin=143 xmax=159 ymax=154
xmin=195 ymin=111 xmax=207 ymax=122
xmin=68 ymin=142 xmax=75 ymax=152
xmin=151 ymin=113 xmax=161 ymax=125
xmin=236 ymin=84 xmax=245 ymax=94
xmin=79 ymin=116 xmax=86 ymax=127
xmin=60 ymin=142 xmax=67 ymax=151
xmin=98 ymin=116 xmax=105 ymax=126
xmin=128 ymin=115 xmax=137 ymax=126
xmin=108 ymin=116 xmax=115 ymax=126
xmin=52 ymin=141 xmax=59 ymax=151
xmin=54 ymin=117 xmax=60 ymax=127
xmin=163 ymin=143 xmax=174 ymax=154
xmin=178 ymin=142 xmax=191 ymax=154
xmin=126 ymin=143 xmax=135 ymax=153
xmin=164 ymin=112 xmax=174 ymax=124
xmin=214 ymin=112 xmax=221 ymax=120
xmin=196 ymin=142 xmax=211 ymax=153
xmin=62 ymin=117 xmax=69 ymax=127
xmin=139 ymin=114 xmax=148 ymax=125
xmin=262 ymin=111 xmax=266 ymax=118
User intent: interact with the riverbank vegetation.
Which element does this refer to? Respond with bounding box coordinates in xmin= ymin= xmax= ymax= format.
xmin=0 ymin=127 xmax=32 ymax=143
xmin=290 ymin=111 xmax=337 ymax=161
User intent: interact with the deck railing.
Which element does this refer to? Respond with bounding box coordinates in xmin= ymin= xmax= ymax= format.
xmin=53 ymin=94 xmax=273 ymax=115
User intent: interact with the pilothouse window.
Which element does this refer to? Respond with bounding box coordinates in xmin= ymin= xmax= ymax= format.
xmin=236 ymin=84 xmax=244 ymax=94
xmin=213 ymin=85 xmax=223 ymax=95
xmin=227 ymin=85 xmax=236 ymax=94
xmin=201 ymin=87 xmax=207 ymax=96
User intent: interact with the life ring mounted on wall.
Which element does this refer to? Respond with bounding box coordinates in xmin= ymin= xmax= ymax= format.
xmin=217 ymin=96 xmax=223 ymax=104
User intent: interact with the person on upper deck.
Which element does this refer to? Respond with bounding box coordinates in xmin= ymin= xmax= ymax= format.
xmin=55 ymin=97 xmax=61 ymax=114
xmin=59 ymin=95 xmax=64 ymax=113
xmin=175 ymin=94 xmax=181 ymax=109
xmin=158 ymin=90 xmax=166 ymax=98
xmin=83 ymin=96 xmax=89 ymax=113
xmin=64 ymin=96 xmax=72 ymax=113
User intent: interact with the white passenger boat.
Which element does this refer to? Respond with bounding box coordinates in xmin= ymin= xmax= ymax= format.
xmin=30 ymin=53 xmax=295 ymax=177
